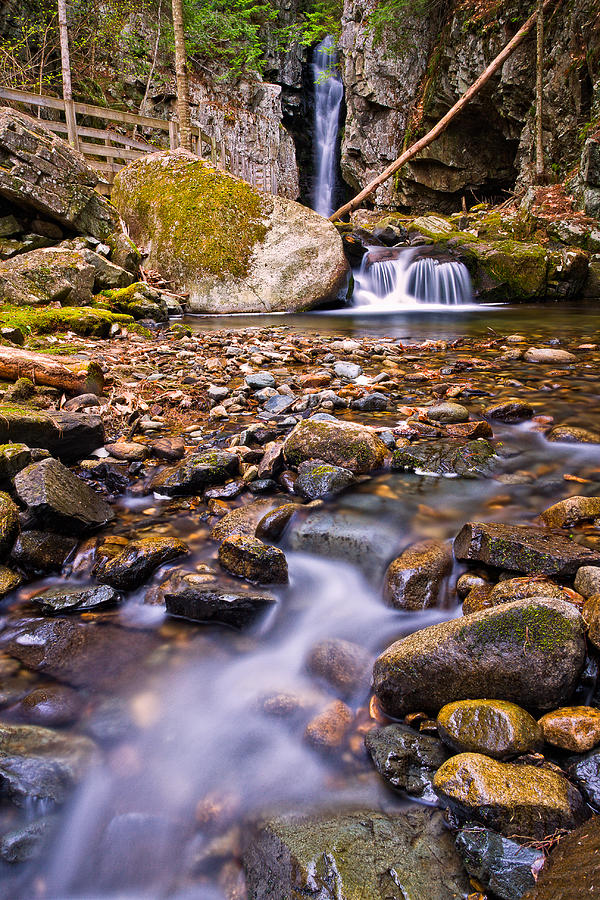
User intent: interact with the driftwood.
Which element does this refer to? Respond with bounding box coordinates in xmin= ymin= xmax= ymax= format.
xmin=329 ymin=0 xmax=557 ymax=222
xmin=0 ymin=347 xmax=104 ymax=395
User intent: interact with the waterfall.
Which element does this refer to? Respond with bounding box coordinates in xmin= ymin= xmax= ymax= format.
xmin=312 ymin=36 xmax=343 ymax=218
xmin=353 ymin=248 xmax=473 ymax=308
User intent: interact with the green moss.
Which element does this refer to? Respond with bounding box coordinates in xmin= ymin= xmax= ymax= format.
xmin=0 ymin=304 xmax=133 ymax=339
xmin=460 ymin=604 xmax=580 ymax=654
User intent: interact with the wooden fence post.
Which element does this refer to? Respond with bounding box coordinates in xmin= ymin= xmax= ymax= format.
xmin=169 ymin=119 xmax=178 ymax=150
xmin=57 ymin=0 xmax=79 ymax=151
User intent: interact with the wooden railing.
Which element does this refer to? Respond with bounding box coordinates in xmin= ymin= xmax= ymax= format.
xmin=0 ymin=86 xmax=278 ymax=195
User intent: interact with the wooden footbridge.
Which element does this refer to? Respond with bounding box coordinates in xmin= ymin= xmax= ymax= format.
xmin=0 ymin=86 xmax=278 ymax=195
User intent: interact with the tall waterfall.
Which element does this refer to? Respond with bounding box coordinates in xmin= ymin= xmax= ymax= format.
xmin=312 ymin=36 xmax=343 ymax=217
xmin=353 ymin=248 xmax=473 ymax=308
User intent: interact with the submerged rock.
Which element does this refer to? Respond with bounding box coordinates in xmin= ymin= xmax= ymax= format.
xmin=294 ymin=459 xmax=355 ymax=500
xmin=484 ymin=399 xmax=534 ymax=423
xmin=305 ymin=638 xmax=372 ymax=700
xmin=456 ymin=826 xmax=545 ymax=900
xmin=151 ymin=450 xmax=239 ymax=496
xmin=31 ymin=583 xmax=120 ymax=614
xmin=521 ymin=816 xmax=600 ymax=899
xmin=437 ymin=699 xmax=543 ymax=759
xmin=0 ymin=815 xmax=57 ymax=864
xmin=373 ymin=598 xmax=586 ymax=716
xmin=94 ymin=536 xmax=188 ymax=590
xmin=304 ymin=699 xmax=353 ymax=753
xmin=384 ymin=539 xmax=452 ymax=610
xmin=218 ymin=535 xmax=288 ymax=584
xmin=426 ymin=402 xmax=469 ymax=423
xmin=283 ymin=418 xmax=387 ymax=474
xmin=15 ymin=684 xmax=83 ymax=727
xmin=524 ymin=347 xmax=577 ymax=363
xmin=365 ymin=724 xmax=448 ymax=802
xmin=391 ymin=438 xmax=497 ymax=478
xmin=547 ymin=425 xmax=600 ymax=444
xmin=164 ymin=575 xmax=276 ymax=628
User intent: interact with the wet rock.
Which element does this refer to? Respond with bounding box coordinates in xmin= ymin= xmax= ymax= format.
xmin=164 ymin=575 xmax=276 ymax=628
xmin=486 ymin=576 xmax=580 ymax=607
xmin=484 ymin=399 xmax=534 ymax=423
xmin=304 ymin=699 xmax=353 ymax=753
xmin=365 ymin=724 xmax=448 ymax=802
xmin=294 ymin=459 xmax=355 ymax=500
xmin=350 ymin=392 xmax=389 ymax=411
xmin=433 ymin=752 xmax=585 ymax=840
xmin=520 ymin=816 xmax=600 ymax=899
xmin=246 ymin=372 xmax=276 ymax=390
xmin=15 ymin=458 xmax=114 ymax=534
xmin=456 ymin=572 xmax=489 ymax=598
xmin=255 ymin=504 xmax=300 ymax=541
xmin=0 ymin=492 xmax=19 ymax=558
xmin=218 ymin=535 xmax=288 ymax=584
xmin=427 ymin=402 xmax=469 ymax=423
xmin=334 ymin=361 xmax=362 ymax=380
xmin=0 ymin=815 xmax=57 ymax=864
xmin=150 ymin=450 xmax=239 ymax=496
xmin=0 ymin=565 xmax=21 ymax=598
xmin=104 ymin=440 xmax=148 ymax=462
xmin=262 ymin=393 xmax=296 ymax=416
xmin=384 ymin=539 xmax=452 ymax=611
xmin=540 ymin=496 xmax=600 ymax=528
xmin=94 ymin=536 xmax=188 ymax=590
xmin=62 ymin=393 xmax=100 ymax=412
xmin=0 ymin=407 xmax=103 ymax=462
xmin=31 ymin=583 xmax=120 ymax=614
xmin=211 ymin=500 xmax=276 ymax=541
xmin=437 ymin=699 xmax=543 ymax=759
xmin=462 ymin=583 xmax=494 ymax=614
xmin=283 ymin=418 xmax=387 ymax=474
xmin=11 ymin=530 xmax=77 ymax=574
xmin=566 ymin=749 xmax=600 ymax=809
xmin=150 ymin=437 xmax=185 ymax=461
xmin=373 ymin=598 xmax=586 ymax=717
xmin=15 ymin=684 xmax=82 ymax=727
xmin=305 ymin=638 xmax=372 ymax=701
xmin=524 ymin=347 xmax=577 ymax=363
xmin=0 ymin=722 xmax=98 ymax=806
xmin=256 ymin=441 xmax=284 ymax=479
xmin=243 ymin=807 xmax=469 ymax=900
xmin=392 ymin=438 xmax=497 ymax=478
xmin=454 ymin=521 xmax=600 ymax=576
xmin=539 ymin=705 xmax=600 ymax=752
xmin=456 ymin=826 xmax=545 ymax=900
xmin=583 ymin=595 xmax=600 ymax=649
xmin=575 ymin=566 xmax=600 ymax=598
xmin=0 ymin=443 xmax=33 ymax=482
xmin=547 ymin=425 xmax=600 ymax=444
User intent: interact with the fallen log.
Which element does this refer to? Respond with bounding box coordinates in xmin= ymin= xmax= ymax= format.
xmin=0 ymin=346 xmax=104 ymax=395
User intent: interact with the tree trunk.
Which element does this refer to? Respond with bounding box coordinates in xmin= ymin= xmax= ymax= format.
xmin=0 ymin=347 xmax=103 ymax=394
xmin=57 ymin=0 xmax=79 ymax=151
xmin=171 ymin=0 xmax=192 ymax=152
xmin=329 ymin=0 xmax=556 ymax=222
xmin=535 ymin=0 xmax=545 ymax=183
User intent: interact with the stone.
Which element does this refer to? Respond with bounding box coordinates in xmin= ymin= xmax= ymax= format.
xmin=11 ymin=530 xmax=77 ymax=574
xmin=575 ymin=566 xmax=600 ymax=598
xmin=15 ymin=684 xmax=82 ymax=727
xmin=427 ymin=401 xmax=469 ymax=423
xmin=94 ymin=536 xmax=188 ymax=590
xmin=283 ymin=418 xmax=387 ymax=474
xmin=0 ymin=109 xmax=119 ymax=239
xmin=373 ymin=598 xmax=586 ymax=717
xmin=350 ymin=392 xmax=389 ymax=411
xmin=392 ymin=438 xmax=497 ymax=478
xmin=211 ymin=500 xmax=276 ymax=541
xmin=305 ymin=638 xmax=372 ymax=700
xmin=31 ymin=583 xmax=120 ymax=614
xmin=454 ymin=521 xmax=600 ymax=576
xmin=437 ymin=699 xmax=543 ymax=759
xmin=566 ymin=749 xmax=600 ymax=809
xmin=262 ymin=393 xmax=296 ymax=416
xmin=384 ymin=539 xmax=452 ymax=610
xmin=0 ymin=326 xmax=24 ymax=345
xmin=218 ymin=535 xmax=288 ymax=584
xmin=433 ymin=753 xmax=585 ymax=840
xmin=304 ymin=700 xmax=353 ymax=753
xmin=365 ymin=724 xmax=448 ymax=803
xmin=62 ymin=393 xmax=101 ymax=412
xmin=104 ymin=440 xmax=148 ymax=462
xmin=0 ymin=406 xmax=104 ymax=461
xmin=539 ymin=706 xmax=600 ymax=752
xmin=524 ymin=347 xmax=577 ymax=363
xmin=81 ymin=248 xmax=133 ymax=290
xmin=256 ymin=441 xmax=284 ymax=478
xmin=0 ymin=443 xmax=32 ymax=483
xmin=520 ymin=816 xmax=600 ymax=899
xmin=486 ymin=577 xmax=580 ymax=607
xmin=150 ymin=437 xmax=185 ymax=461
xmin=15 ymin=458 xmax=114 ymax=534
xmin=113 ymin=150 xmax=348 ymax=313
xmin=0 ymin=565 xmax=21 ymax=598
xmin=294 ymin=459 xmax=355 ymax=500
xmin=255 ymin=504 xmax=300 ymax=541
xmin=334 ymin=361 xmax=362 ymax=379
xmin=540 ymin=496 xmax=600 ymax=528
xmin=547 ymin=425 xmax=600 ymax=444
xmin=0 ymin=247 xmax=97 ymax=306
xmin=246 ymin=372 xmax=275 ymax=390
xmin=484 ymin=399 xmax=534 ymax=423
xmin=584 ymin=595 xmax=600 ymax=650
xmin=4 ymin=377 xmax=35 ymax=402
xmin=456 ymin=826 xmax=545 ymax=900
xmin=0 ymin=815 xmax=56 ymax=864
xmin=0 ymin=492 xmax=19 ymax=558
xmin=150 ymin=450 xmax=239 ymax=496
xmin=164 ymin=575 xmax=276 ymax=628
xmin=243 ymin=808 xmax=469 ymax=900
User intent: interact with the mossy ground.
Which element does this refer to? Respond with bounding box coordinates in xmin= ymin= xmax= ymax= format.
xmin=0 ymin=304 xmax=133 ymax=339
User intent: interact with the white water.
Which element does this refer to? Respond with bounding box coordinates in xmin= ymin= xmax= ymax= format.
xmin=312 ymin=36 xmax=343 ymax=217
xmin=353 ymin=248 xmax=474 ymax=310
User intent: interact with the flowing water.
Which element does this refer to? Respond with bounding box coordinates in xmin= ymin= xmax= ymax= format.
xmin=312 ymin=36 xmax=343 ymax=218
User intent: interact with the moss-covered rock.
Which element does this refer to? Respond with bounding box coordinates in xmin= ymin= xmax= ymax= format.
xmin=97 ymin=282 xmax=168 ymax=322
xmin=0 ymin=405 xmax=104 ymax=461
xmin=284 ymin=419 xmax=387 ymax=474
xmin=437 ymin=699 xmax=543 ymax=759
xmin=112 ymin=150 xmax=348 ymax=313
xmin=0 ymin=248 xmax=97 ymax=306
xmin=218 ymin=534 xmax=288 ymax=584
xmin=0 ymin=303 xmax=132 ymax=338
xmin=94 ymin=536 xmax=189 ymax=591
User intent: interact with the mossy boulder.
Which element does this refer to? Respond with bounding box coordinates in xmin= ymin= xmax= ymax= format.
xmin=372 ymin=598 xmax=586 ymax=716
xmin=112 ymin=150 xmax=348 ymax=313
xmin=98 ymin=282 xmax=169 ymax=322
xmin=0 ymin=248 xmax=96 ymax=306
xmin=283 ymin=419 xmax=387 ymax=474
xmin=437 ymin=699 xmax=543 ymax=759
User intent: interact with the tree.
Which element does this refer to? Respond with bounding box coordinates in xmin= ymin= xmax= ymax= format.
xmin=57 ymin=0 xmax=79 ymax=150
xmin=535 ymin=0 xmax=545 ymax=183
xmin=172 ymin=0 xmax=192 ymax=152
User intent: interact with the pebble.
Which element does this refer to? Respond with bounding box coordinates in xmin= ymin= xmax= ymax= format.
xmin=538 ymin=705 xmax=600 ymax=752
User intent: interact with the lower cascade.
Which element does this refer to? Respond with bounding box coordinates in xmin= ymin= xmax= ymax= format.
xmin=353 ymin=248 xmax=473 ymax=308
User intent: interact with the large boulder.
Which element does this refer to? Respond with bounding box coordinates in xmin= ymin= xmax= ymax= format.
xmin=0 ymin=405 xmax=104 ymax=461
xmin=0 ymin=108 xmax=119 ymax=239
xmin=372 ymin=598 xmax=586 ymax=716
xmin=0 ymin=247 xmax=96 ymax=305
xmin=283 ymin=418 xmax=387 ymax=474
xmin=112 ymin=150 xmax=348 ymax=313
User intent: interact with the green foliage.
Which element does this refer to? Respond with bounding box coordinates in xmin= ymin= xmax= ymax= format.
xmin=294 ymin=0 xmax=343 ymax=45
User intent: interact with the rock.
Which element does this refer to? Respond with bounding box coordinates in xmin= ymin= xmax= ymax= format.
xmin=31 ymin=583 xmax=120 ymax=614
xmin=94 ymin=536 xmax=188 ymax=590
xmin=294 ymin=459 xmax=355 ymax=500
xmin=334 ymin=361 xmax=362 ymax=379
xmin=486 ymin=576 xmax=580 ymax=607
xmin=62 ymin=393 xmax=100 ymax=412
xmin=104 ymin=440 xmax=148 ymax=462
xmin=520 ymin=816 xmax=600 ymax=899
xmin=392 ymin=438 xmax=497 ymax=478
xmin=575 ymin=566 xmax=600 ymax=598
xmin=0 ymin=722 xmax=98 ymax=806
xmin=433 ymin=753 xmax=585 ymax=840
xmin=350 ymin=392 xmax=389 ymax=411
xmin=15 ymin=685 xmax=82 ymax=727
xmin=218 ymin=535 xmax=288 ymax=584
xmin=547 ymin=425 xmax=600 ymax=444
xmin=0 ymin=108 xmax=119 ymax=239
xmin=81 ymin=248 xmax=133 ymax=290
xmin=151 ymin=450 xmax=239 ymax=496
xmin=540 ymin=496 xmax=600 ymax=528
xmin=0 ymin=247 xmax=97 ymax=306
xmin=584 ymin=595 xmax=600 ymax=650
xmin=246 ymin=372 xmax=276 ymax=390
xmin=283 ymin=419 xmax=387 ymax=474
xmin=113 ymin=150 xmax=348 ymax=313
xmin=305 ymin=638 xmax=372 ymax=700
xmin=484 ymin=399 xmax=534 ymax=423
xmin=427 ymin=401 xmax=469 ymax=423
xmin=262 ymin=393 xmax=296 ymax=416
xmin=0 ymin=444 xmax=32 ymax=484
xmin=0 ymin=406 xmax=104 ymax=461
xmin=437 ymin=699 xmax=543 ymax=759
xmin=164 ymin=575 xmax=276 ymax=628
xmin=150 ymin=437 xmax=185 ymax=461
xmin=11 ymin=530 xmax=77 ymax=574
xmin=304 ymin=700 xmax=353 ymax=753
xmin=256 ymin=441 xmax=284 ymax=479
xmin=566 ymin=749 xmax=600 ymax=809
xmin=365 ymin=724 xmax=448 ymax=802
xmin=255 ymin=504 xmax=299 ymax=541
xmin=0 ymin=565 xmax=21 ymax=597
xmin=0 ymin=815 xmax=57 ymax=864
xmin=539 ymin=706 xmax=600 ymax=752
xmin=0 ymin=326 xmax=24 ymax=346
xmin=211 ymin=500 xmax=276 ymax=541
xmin=0 ymin=492 xmax=19 ymax=558
xmin=15 ymin=458 xmax=114 ymax=534
xmin=243 ymin=808 xmax=469 ymax=899
xmin=524 ymin=347 xmax=577 ymax=363
xmin=384 ymin=539 xmax=452 ymax=611
xmin=456 ymin=826 xmax=545 ymax=900
xmin=454 ymin=521 xmax=600 ymax=576
xmin=373 ymin=598 xmax=586 ymax=716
